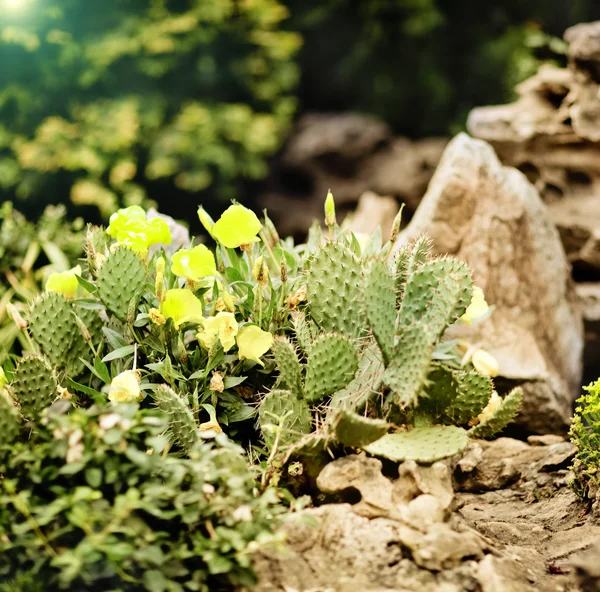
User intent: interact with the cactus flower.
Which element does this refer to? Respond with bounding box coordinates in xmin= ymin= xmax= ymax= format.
xmin=471 ymin=349 xmax=500 ymax=377
xmin=45 ymin=265 xmax=82 ymax=300
xmin=197 ymin=312 xmax=238 ymax=352
xmin=460 ymin=286 xmax=489 ymax=325
xmin=236 ymin=325 xmax=274 ymax=366
xmin=211 ymin=204 xmax=262 ymax=248
xmin=108 ymin=370 xmax=142 ymax=404
xmin=171 ymin=244 xmax=217 ymax=282
xmin=160 ymin=289 xmax=204 ymax=328
xmin=107 ymin=206 xmax=172 ymax=257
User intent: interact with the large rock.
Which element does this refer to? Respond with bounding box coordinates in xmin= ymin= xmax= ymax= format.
xmin=394 ymin=133 xmax=584 ymax=434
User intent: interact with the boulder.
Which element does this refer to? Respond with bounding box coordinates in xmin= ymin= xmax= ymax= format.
xmin=394 ymin=133 xmax=584 ymax=434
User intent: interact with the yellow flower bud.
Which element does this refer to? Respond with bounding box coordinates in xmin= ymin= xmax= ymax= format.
xmin=476 ymin=391 xmax=502 ymax=425
xmin=390 ymin=203 xmax=405 ymax=243
xmin=108 ymin=370 xmax=142 ymax=404
xmin=324 ymin=190 xmax=336 ymax=227
xmin=471 ymin=349 xmax=500 ymax=377
xmin=460 ymin=286 xmax=489 ymax=326
xmin=0 ymin=367 xmax=6 ymax=389
xmin=197 ymin=205 xmax=215 ymax=238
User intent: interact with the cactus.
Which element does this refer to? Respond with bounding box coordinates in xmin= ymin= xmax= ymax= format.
xmin=28 ymin=292 xmax=80 ymax=372
xmin=384 ymin=321 xmax=435 ymax=408
xmin=329 ymin=341 xmax=384 ymax=412
xmin=304 ymin=334 xmax=359 ymax=403
xmin=10 ymin=355 xmax=58 ymax=421
xmin=306 ymin=242 xmax=365 ymax=338
xmin=152 ymin=384 xmax=200 ymax=454
xmin=397 ymin=257 xmax=472 ymax=341
xmin=365 ymin=259 xmax=396 ymax=364
xmin=97 ymin=247 xmax=147 ymax=322
xmin=330 ymin=409 xmax=389 ymax=448
xmin=447 ymin=370 xmax=493 ymax=425
xmin=291 ymin=310 xmax=314 ymax=353
xmin=69 ymin=306 xmax=103 ymax=376
xmin=364 ymin=425 xmax=469 ymax=463
xmin=272 ymin=338 xmax=304 ymax=398
xmin=258 ymin=389 xmax=312 ymax=449
xmin=468 ymin=387 xmax=523 ymax=439
xmin=0 ymin=390 xmax=21 ymax=449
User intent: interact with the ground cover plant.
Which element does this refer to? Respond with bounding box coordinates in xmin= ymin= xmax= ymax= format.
xmin=0 ymin=194 xmax=521 ymax=589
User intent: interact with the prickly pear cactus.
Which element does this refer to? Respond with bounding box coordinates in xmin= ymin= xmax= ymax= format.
xmin=28 ymin=292 xmax=80 ymax=372
xmin=306 ymin=242 xmax=365 ymax=338
xmin=272 ymin=338 xmax=304 ymax=399
xmin=468 ymin=387 xmax=523 ymax=439
xmin=259 ymin=389 xmax=312 ymax=449
xmin=365 ymin=259 xmax=396 ymax=364
xmin=291 ymin=310 xmax=314 ymax=353
xmin=10 ymin=355 xmax=58 ymax=421
xmin=331 ymin=409 xmax=389 ymax=448
xmin=0 ymin=390 xmax=21 ymax=449
xmin=97 ymin=247 xmax=147 ymax=322
xmin=447 ymin=370 xmax=493 ymax=425
xmin=304 ymin=334 xmax=358 ymax=403
xmin=364 ymin=425 xmax=469 ymax=463
xmin=152 ymin=384 xmax=199 ymax=454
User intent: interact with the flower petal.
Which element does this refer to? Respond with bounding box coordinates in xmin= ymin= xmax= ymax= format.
xmin=212 ymin=204 xmax=262 ymax=249
xmin=45 ymin=265 xmax=82 ymax=300
xmin=160 ymin=289 xmax=204 ymax=328
xmin=236 ymin=325 xmax=274 ymax=366
xmin=171 ymin=244 xmax=216 ymax=282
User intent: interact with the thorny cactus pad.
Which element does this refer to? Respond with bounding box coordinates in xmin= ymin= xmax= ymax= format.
xmin=10 ymin=355 xmax=58 ymax=421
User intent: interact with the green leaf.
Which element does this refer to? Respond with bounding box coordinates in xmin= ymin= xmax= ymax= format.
xmin=223 ymin=376 xmax=247 ymax=389
xmin=102 ymin=345 xmax=135 ymax=362
xmin=67 ymin=378 xmax=105 ymax=401
xmin=85 ymin=467 xmax=102 ymax=488
xmin=75 ymin=274 xmax=97 ymax=294
xmin=102 ymin=327 xmax=129 ymax=350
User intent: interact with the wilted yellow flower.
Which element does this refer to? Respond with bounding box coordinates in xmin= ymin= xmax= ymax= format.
xmin=236 ymin=325 xmax=274 ymax=366
xmin=160 ymin=289 xmax=204 ymax=328
xmin=209 ymin=371 xmax=225 ymax=393
xmin=198 ymin=312 xmax=239 ymax=352
xmin=148 ymin=308 xmax=166 ymax=325
xmin=460 ymin=286 xmax=489 ymax=326
xmin=45 ymin=265 xmax=82 ymax=300
xmin=108 ymin=370 xmax=142 ymax=404
xmin=285 ymin=285 xmax=307 ymax=308
xmin=212 ymin=204 xmax=262 ymax=248
xmin=215 ymin=290 xmax=235 ymax=312
xmin=476 ymin=391 xmax=502 ymax=425
xmin=471 ymin=349 xmax=500 ymax=377
xmin=171 ymin=244 xmax=217 ymax=282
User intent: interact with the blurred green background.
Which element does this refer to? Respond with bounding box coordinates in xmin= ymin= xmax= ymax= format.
xmin=0 ymin=0 xmax=599 ymax=228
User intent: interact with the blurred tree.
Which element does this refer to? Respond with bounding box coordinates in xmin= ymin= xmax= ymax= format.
xmin=286 ymin=0 xmax=600 ymax=137
xmin=0 ymin=0 xmax=300 ymax=220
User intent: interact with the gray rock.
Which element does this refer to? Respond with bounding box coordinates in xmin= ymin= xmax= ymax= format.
xmin=393 ymin=133 xmax=584 ymax=434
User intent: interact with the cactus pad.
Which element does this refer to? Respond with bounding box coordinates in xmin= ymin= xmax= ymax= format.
xmin=365 ymin=425 xmax=469 ymax=463
xmin=272 ymin=338 xmax=304 ymax=398
xmin=10 ymin=355 xmax=58 ymax=421
xmin=365 ymin=259 xmax=396 ymax=364
xmin=468 ymin=387 xmax=523 ymax=439
xmin=97 ymin=247 xmax=147 ymax=322
xmin=447 ymin=369 xmax=493 ymax=425
xmin=384 ymin=321 xmax=435 ymax=408
xmin=306 ymin=242 xmax=365 ymax=338
xmin=152 ymin=384 xmax=199 ymax=454
xmin=398 ymin=257 xmax=472 ymax=340
xmin=28 ymin=292 xmax=79 ymax=372
xmin=304 ymin=334 xmax=359 ymax=403
xmin=329 ymin=341 xmax=384 ymax=412
xmin=330 ymin=409 xmax=389 ymax=448
xmin=418 ymin=364 xmax=457 ymax=422
xmin=258 ymin=389 xmax=312 ymax=449
xmin=291 ymin=310 xmax=314 ymax=353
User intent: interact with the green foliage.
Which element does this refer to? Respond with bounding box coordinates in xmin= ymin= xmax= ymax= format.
xmin=467 ymin=387 xmax=522 ymax=440
xmin=570 ymin=379 xmax=600 ymax=494
xmin=0 ymin=403 xmax=286 ymax=591
xmin=0 ymin=0 xmax=301 ymax=216
xmin=0 ymin=390 xmax=21 ymax=451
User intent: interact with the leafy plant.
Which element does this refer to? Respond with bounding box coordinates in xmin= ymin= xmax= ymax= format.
xmin=0 ymin=402 xmax=286 ymax=591
xmin=570 ymin=378 xmax=600 ymax=496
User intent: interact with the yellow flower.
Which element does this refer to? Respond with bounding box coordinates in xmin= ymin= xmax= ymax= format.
xmin=145 ymin=217 xmax=172 ymax=246
xmin=160 ymin=289 xmax=204 ymax=328
xmin=476 ymin=391 xmax=502 ymax=424
xmin=171 ymin=244 xmax=217 ymax=282
xmin=236 ymin=325 xmax=274 ymax=366
xmin=45 ymin=265 xmax=82 ymax=300
xmin=460 ymin=286 xmax=489 ymax=326
xmin=212 ymin=204 xmax=262 ymax=248
xmin=471 ymin=349 xmax=500 ymax=377
xmin=215 ymin=290 xmax=235 ymax=312
xmin=197 ymin=312 xmax=239 ymax=352
xmin=197 ymin=205 xmax=215 ymax=238
xmin=209 ymin=371 xmax=224 ymax=393
xmin=108 ymin=370 xmax=142 ymax=404
xmin=106 ymin=206 xmax=146 ymax=239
